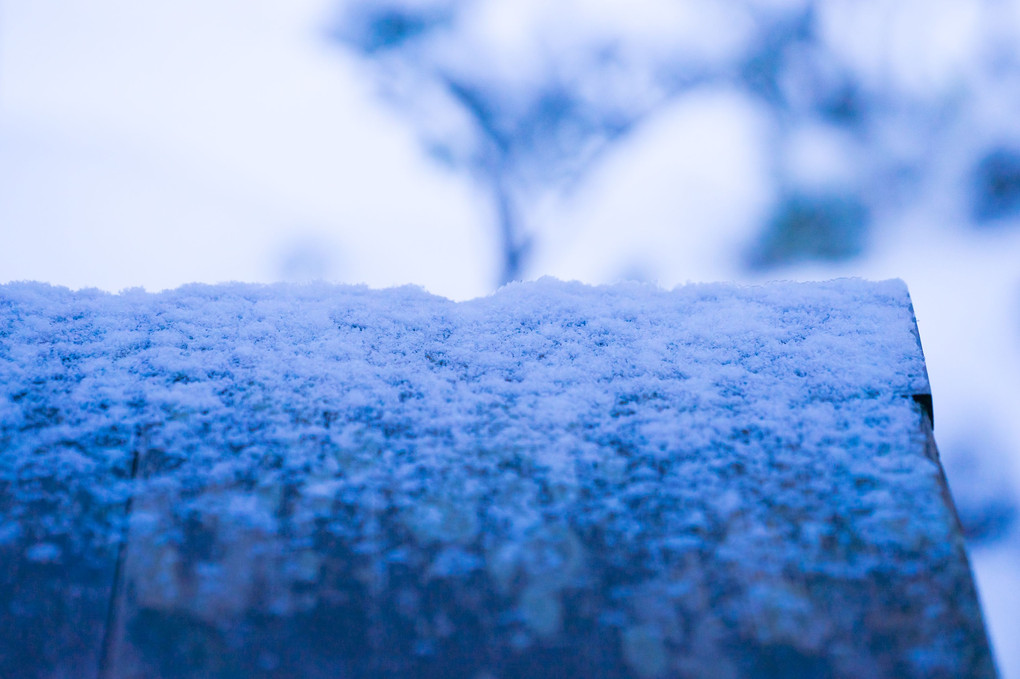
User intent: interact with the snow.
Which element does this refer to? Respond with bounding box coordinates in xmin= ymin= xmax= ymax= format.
xmin=1 ymin=0 xmax=1017 ymax=673
xmin=0 ymin=278 xmax=992 ymax=677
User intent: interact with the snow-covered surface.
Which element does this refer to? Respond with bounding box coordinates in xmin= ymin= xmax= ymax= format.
xmin=1 ymin=1 xmax=1017 ymax=675
xmin=0 ymin=279 xmax=993 ymax=678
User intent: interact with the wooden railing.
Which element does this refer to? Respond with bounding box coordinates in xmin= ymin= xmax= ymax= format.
xmin=0 ymin=279 xmax=997 ymax=678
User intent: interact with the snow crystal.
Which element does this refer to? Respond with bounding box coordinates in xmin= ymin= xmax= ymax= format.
xmin=0 ymin=277 xmax=992 ymax=678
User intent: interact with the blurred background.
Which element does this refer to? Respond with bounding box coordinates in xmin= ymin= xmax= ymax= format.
xmin=1 ymin=0 xmax=1018 ymax=673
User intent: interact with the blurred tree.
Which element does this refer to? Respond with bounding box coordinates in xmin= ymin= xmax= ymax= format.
xmin=748 ymin=192 xmax=868 ymax=269
xmin=971 ymin=147 xmax=1020 ymax=224
xmin=330 ymin=0 xmax=1020 ymax=284
xmin=331 ymin=0 xmax=756 ymax=283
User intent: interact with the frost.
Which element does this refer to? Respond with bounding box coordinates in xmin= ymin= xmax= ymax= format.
xmin=0 ymin=277 xmax=991 ymax=677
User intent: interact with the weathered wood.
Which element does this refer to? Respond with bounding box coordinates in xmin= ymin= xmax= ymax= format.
xmin=0 ymin=280 xmax=998 ymax=678
xmin=0 ymin=290 xmax=137 ymax=679
xmin=0 ymin=445 xmax=131 ymax=679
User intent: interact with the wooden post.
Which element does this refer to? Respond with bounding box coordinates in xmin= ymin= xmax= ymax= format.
xmin=0 ymin=280 xmax=998 ymax=678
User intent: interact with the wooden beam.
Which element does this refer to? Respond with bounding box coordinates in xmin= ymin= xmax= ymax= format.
xmin=1 ymin=280 xmax=998 ymax=678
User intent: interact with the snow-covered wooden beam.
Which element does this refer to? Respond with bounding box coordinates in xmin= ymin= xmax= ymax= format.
xmin=0 ymin=279 xmax=996 ymax=678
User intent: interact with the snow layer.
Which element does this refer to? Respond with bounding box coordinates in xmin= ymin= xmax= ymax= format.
xmin=0 ymin=278 xmax=992 ymax=678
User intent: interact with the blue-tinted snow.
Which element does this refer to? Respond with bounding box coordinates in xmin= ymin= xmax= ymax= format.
xmin=0 ymin=278 xmax=992 ymax=678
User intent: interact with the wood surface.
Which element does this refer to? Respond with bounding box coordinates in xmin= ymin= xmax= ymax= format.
xmin=0 ymin=282 xmax=998 ymax=678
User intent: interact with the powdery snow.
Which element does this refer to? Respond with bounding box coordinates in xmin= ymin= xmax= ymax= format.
xmin=0 ymin=278 xmax=991 ymax=678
